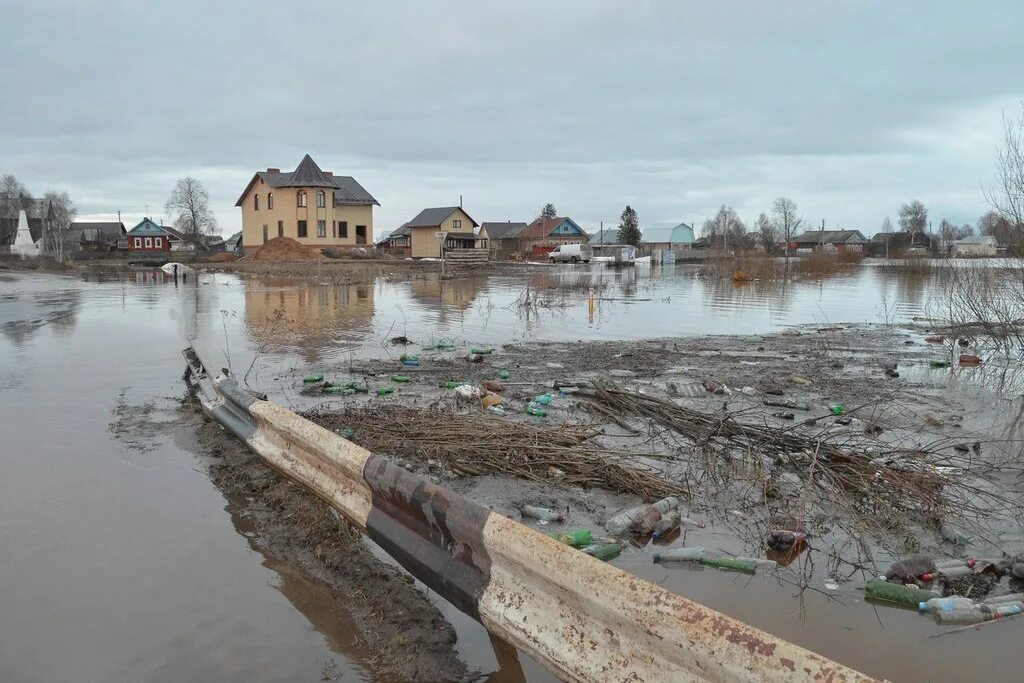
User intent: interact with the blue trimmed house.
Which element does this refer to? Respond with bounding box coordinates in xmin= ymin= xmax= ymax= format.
xmin=125 ymin=218 xmax=171 ymax=252
xmin=519 ymin=216 xmax=589 ymax=257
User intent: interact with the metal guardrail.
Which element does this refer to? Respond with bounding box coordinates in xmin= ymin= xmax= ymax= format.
xmin=183 ymin=344 xmax=875 ymax=683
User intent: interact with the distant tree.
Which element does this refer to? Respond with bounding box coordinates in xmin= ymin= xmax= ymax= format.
xmin=938 ymin=218 xmax=958 ymax=251
xmin=0 ymin=174 xmax=31 ymax=246
xmin=538 ymin=203 xmax=557 ymax=220
xmin=771 ymin=197 xmax=802 ymax=266
xmin=880 ymin=216 xmax=894 ymax=233
xmin=755 ymin=212 xmax=778 ymax=253
xmin=978 ymin=209 xmax=1018 ymax=248
xmin=166 ymin=177 xmax=217 ymax=244
xmin=985 ymin=101 xmax=1024 ymax=228
xmin=898 ymin=200 xmax=928 ymax=234
xmin=958 ymin=223 xmax=975 ymax=239
xmin=702 ymin=205 xmax=746 ymax=251
xmin=42 ymin=190 xmax=76 ymax=261
xmin=617 ymin=205 xmax=641 ymax=246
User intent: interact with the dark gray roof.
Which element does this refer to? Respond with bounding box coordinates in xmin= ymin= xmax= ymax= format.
xmin=389 ymin=223 xmax=411 ymax=237
xmin=588 ymin=229 xmax=618 ymax=244
xmin=792 ymin=229 xmax=868 ymax=245
xmin=68 ymin=221 xmax=125 ymax=243
xmin=481 ymin=221 xmax=527 ymax=239
xmin=236 ymin=154 xmax=379 ymax=206
xmin=406 ymin=207 xmax=478 ymax=229
xmin=225 ymin=231 xmax=242 ymax=247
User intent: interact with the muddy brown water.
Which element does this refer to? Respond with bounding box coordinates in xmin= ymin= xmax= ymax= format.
xmin=0 ymin=265 xmax=1020 ymax=681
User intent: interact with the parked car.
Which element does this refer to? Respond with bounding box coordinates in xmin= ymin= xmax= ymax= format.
xmin=548 ymin=244 xmax=592 ymax=263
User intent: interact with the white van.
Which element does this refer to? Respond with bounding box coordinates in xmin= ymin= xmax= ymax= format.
xmin=548 ymin=243 xmax=592 ymax=263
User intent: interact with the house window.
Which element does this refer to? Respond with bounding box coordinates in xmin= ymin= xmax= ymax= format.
xmin=356 ymin=225 xmax=367 ymax=244
xmin=339 ymin=221 xmax=348 ymax=238
xmin=453 ymin=219 xmax=462 ymax=229
xmin=134 ymin=237 xmax=141 ymax=248
xmin=317 ymin=220 xmax=326 ymax=237
xmin=262 ymin=225 xmax=268 ymax=242
xmin=316 ymin=191 xmax=325 ymax=208
xmin=154 ymin=237 xmax=162 ymax=248
xmin=297 ymin=191 xmax=307 ymax=208
xmin=267 ymin=192 xmax=273 ymax=209
xmin=332 ymin=221 xmax=336 ymax=238
xmin=277 ymin=220 xmax=283 ymax=238
xmin=298 ymin=220 xmax=307 ymax=238
xmin=254 ymin=194 xmax=260 ymax=210
xmin=144 ymin=237 xmax=152 ymax=248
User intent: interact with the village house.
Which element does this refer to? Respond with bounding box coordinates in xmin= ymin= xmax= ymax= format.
xmin=64 ymin=221 xmax=125 ymax=251
xmin=641 ymin=223 xmax=696 ymax=250
xmin=225 ymin=231 xmax=243 ymax=253
xmin=867 ymin=231 xmax=934 ymax=257
xmin=235 ymin=154 xmax=378 ymax=254
xmin=398 ymin=207 xmax=483 ymax=258
xmin=952 ymin=234 xmax=998 ymax=257
xmin=791 ymin=229 xmax=869 ymax=253
xmin=125 ymin=218 xmax=172 ymax=252
xmin=479 ymin=221 xmax=528 ymax=257
xmin=518 ymin=216 xmax=588 ymax=257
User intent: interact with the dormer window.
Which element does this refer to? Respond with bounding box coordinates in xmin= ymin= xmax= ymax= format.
xmin=316 ymin=191 xmax=325 ymax=208
xmin=297 ymin=191 xmax=307 ymax=208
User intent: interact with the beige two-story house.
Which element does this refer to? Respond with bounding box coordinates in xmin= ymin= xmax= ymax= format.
xmin=236 ymin=154 xmax=378 ymax=253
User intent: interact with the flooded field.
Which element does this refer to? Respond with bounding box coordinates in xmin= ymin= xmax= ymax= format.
xmin=2 ymin=262 xmax=1022 ymax=682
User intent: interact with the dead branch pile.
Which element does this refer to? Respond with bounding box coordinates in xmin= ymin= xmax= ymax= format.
xmin=307 ymin=405 xmax=685 ymax=501
xmin=577 ymin=385 xmax=1014 ymax=537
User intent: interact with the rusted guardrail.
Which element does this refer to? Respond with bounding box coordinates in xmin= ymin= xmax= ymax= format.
xmin=183 ymin=344 xmax=875 ymax=683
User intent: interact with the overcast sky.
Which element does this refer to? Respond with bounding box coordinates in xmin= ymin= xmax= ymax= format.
xmin=1 ymin=1 xmax=1021 ymax=236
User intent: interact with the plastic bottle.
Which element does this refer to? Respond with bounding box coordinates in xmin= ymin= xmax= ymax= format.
xmin=486 ymin=405 xmax=506 ymax=416
xmin=982 ymin=592 xmax=1024 ymax=606
xmin=532 ymin=393 xmax=554 ymax=405
xmin=651 ymin=496 xmax=680 ymax=514
xmin=937 ymin=565 xmax=972 ymax=580
xmin=346 ymin=382 xmax=369 ymax=393
xmin=303 ymin=372 xmax=325 ymax=383
xmin=582 ymin=542 xmax=623 ymax=561
xmin=766 ymin=530 xmax=808 ymax=552
xmin=498 ymin=370 xmax=510 ymax=380
xmin=470 ymin=348 xmax=494 ymax=355
xmin=930 ymin=359 xmax=950 ymax=368
xmin=440 ymin=381 xmax=460 ymax=389
xmin=653 ymin=546 xmax=706 ymax=563
xmin=323 ymin=386 xmax=356 ymax=396
xmin=919 ymin=597 xmax=976 ymax=613
xmin=735 ymin=557 xmax=779 ymax=570
xmin=522 ymin=505 xmax=566 ymax=523
xmin=376 ymin=387 xmax=394 ymax=396
xmin=865 ymin=579 xmax=939 ymax=607
xmin=391 ymin=375 xmax=410 ymax=383
xmin=829 ymin=404 xmax=845 ymax=415
xmin=546 ymin=529 xmax=593 ymax=548
xmin=630 ymin=506 xmax=663 ymax=536
xmin=651 ymin=511 xmax=681 ymax=539
xmin=935 ymin=559 xmax=975 ymax=569
xmin=986 ymin=601 xmax=1024 ymax=618
xmin=936 ymin=607 xmax=986 ymax=624
xmin=604 ymin=506 xmax=647 ymax=535
xmin=402 ymin=358 xmax=420 ymax=367
xmin=526 ymin=403 xmax=547 ymax=417
xmin=339 ymin=427 xmax=355 ymax=439
xmin=699 ymin=557 xmax=758 ymax=573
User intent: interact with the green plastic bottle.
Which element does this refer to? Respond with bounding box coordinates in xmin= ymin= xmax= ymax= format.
xmin=698 ymin=557 xmax=758 ymax=573
xmin=526 ymin=404 xmax=547 ymax=417
xmin=440 ymin=381 xmax=460 ymax=389
xmin=829 ymin=404 xmax=844 ymax=415
xmin=340 ymin=428 xmax=355 ymax=439
xmin=345 ymin=382 xmax=369 ymax=393
xmin=391 ymin=375 xmax=410 ymax=383
xmin=303 ymin=372 xmax=324 ymax=383
xmin=864 ymin=579 xmax=939 ymax=606
xmin=498 ymin=370 xmax=510 ymax=379
xmin=583 ymin=542 xmax=623 ymax=561
xmin=547 ymin=529 xmax=593 ymax=548
xmin=930 ymin=360 xmax=951 ymax=368
xmin=532 ymin=393 xmax=554 ymax=405
xmin=376 ymin=387 xmax=394 ymax=396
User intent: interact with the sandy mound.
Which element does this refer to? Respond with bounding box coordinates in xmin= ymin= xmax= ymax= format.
xmin=249 ymin=237 xmax=322 ymax=262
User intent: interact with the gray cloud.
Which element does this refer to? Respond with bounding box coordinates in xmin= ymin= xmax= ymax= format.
xmin=1 ymin=0 xmax=1021 ymax=234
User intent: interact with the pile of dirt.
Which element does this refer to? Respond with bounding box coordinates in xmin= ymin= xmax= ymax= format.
xmin=205 ymin=252 xmax=241 ymax=263
xmin=249 ymin=237 xmax=322 ymax=262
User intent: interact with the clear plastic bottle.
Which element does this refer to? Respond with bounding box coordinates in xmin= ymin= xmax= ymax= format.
xmin=522 ymin=505 xmax=565 ymax=523
xmin=936 ymin=607 xmax=986 ymax=624
xmin=604 ymin=506 xmax=646 ymax=535
xmin=630 ymin=506 xmax=663 ymax=536
xmin=651 ymin=511 xmax=681 ymax=539
xmin=982 ymin=592 xmax=1024 ymax=606
xmin=653 ymin=546 xmax=706 ymax=563
xmin=651 ymin=496 xmax=680 ymax=513
xmin=919 ymin=597 xmax=976 ymax=613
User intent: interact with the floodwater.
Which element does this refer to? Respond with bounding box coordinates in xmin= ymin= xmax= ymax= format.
xmin=0 ymin=263 xmax=1014 ymax=682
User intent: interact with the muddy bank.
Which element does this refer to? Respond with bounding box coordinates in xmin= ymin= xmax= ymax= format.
xmin=201 ymin=257 xmax=546 ymax=284
xmin=190 ymin=398 xmax=472 ymax=682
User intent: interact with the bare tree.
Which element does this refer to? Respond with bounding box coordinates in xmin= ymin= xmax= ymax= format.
xmin=0 ymin=174 xmax=31 ymax=246
xmin=880 ymin=216 xmax=894 ymax=233
xmin=771 ymin=197 xmax=802 ymax=267
xmin=538 ymin=203 xmax=557 ymax=220
xmin=43 ymin=190 xmax=76 ymax=261
xmin=898 ymin=200 xmax=928 ymax=234
xmin=938 ymin=218 xmax=958 ymax=253
xmin=702 ymin=205 xmax=746 ymax=251
xmin=755 ymin=212 xmax=777 ymax=253
xmin=166 ymin=177 xmax=217 ymax=245
xmin=985 ymin=101 xmax=1024 ymax=228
